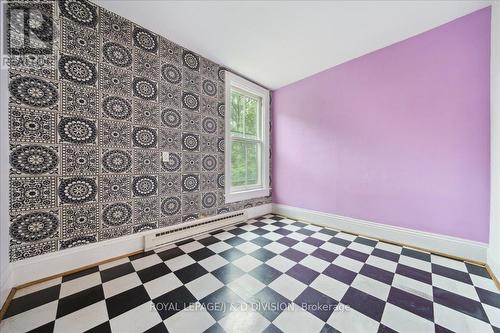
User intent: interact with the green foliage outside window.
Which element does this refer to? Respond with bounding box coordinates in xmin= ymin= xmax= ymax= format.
xmin=230 ymin=89 xmax=260 ymax=187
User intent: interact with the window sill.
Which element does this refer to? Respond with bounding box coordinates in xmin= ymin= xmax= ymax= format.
xmin=225 ymin=188 xmax=271 ymax=204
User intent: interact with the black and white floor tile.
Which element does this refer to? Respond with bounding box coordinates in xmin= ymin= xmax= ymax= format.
xmin=2 ymin=214 xmax=499 ymax=333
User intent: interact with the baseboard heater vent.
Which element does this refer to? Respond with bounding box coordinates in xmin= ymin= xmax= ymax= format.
xmin=145 ymin=210 xmax=247 ymax=251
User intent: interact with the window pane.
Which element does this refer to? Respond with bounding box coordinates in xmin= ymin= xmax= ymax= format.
xmin=231 ymin=89 xmax=261 ymax=140
xmin=230 ymin=90 xmax=245 ymax=136
xmin=244 ymin=96 xmax=259 ymax=138
xmin=231 ymin=140 xmax=246 ymax=187
xmin=228 ymin=79 xmax=266 ymax=193
xmin=246 ymin=142 xmax=259 ymax=185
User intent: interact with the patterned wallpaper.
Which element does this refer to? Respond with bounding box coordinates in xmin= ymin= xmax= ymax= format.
xmin=7 ymin=0 xmax=271 ymax=262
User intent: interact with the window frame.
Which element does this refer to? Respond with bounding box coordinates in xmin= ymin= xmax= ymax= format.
xmin=225 ymin=71 xmax=270 ymax=203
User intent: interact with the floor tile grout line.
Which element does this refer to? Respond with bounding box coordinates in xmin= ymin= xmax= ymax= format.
xmin=1 ymin=214 xmax=499 ymax=331
xmin=15 ymin=249 xmax=144 ymax=292
xmin=2 ymin=212 xmax=499 ymax=322
xmin=274 ymin=213 xmax=486 ymax=266
xmin=273 ymin=213 xmax=500 ymax=291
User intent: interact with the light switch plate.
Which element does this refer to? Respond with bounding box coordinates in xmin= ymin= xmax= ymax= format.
xmin=161 ymin=151 xmax=169 ymax=162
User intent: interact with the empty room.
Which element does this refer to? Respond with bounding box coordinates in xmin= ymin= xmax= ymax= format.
xmin=0 ymin=0 xmax=499 ymax=332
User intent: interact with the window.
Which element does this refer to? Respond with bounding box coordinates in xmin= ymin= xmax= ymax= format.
xmin=225 ymin=72 xmax=270 ymax=203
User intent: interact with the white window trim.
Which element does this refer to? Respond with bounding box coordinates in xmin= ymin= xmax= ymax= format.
xmin=225 ymin=71 xmax=270 ymax=203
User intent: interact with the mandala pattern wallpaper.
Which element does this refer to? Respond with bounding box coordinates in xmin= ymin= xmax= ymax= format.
xmin=7 ymin=0 xmax=271 ymax=262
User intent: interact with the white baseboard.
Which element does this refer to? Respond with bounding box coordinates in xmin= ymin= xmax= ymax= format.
xmin=247 ymin=203 xmax=273 ymax=219
xmin=12 ymin=204 xmax=272 ymax=287
xmin=273 ymin=204 xmax=488 ymax=263
xmin=0 ymin=266 xmax=13 ymax=308
xmin=12 ymin=232 xmax=144 ymax=287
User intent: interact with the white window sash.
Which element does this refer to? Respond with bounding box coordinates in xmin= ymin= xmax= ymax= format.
xmin=231 ymin=138 xmax=263 ymax=188
xmin=225 ymin=72 xmax=270 ymax=204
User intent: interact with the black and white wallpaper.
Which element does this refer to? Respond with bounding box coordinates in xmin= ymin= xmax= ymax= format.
xmin=7 ymin=0 xmax=271 ymax=262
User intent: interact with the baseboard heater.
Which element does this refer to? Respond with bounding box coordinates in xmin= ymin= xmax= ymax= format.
xmin=144 ymin=210 xmax=248 ymax=251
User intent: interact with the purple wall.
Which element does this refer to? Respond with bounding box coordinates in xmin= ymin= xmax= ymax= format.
xmin=272 ymin=7 xmax=491 ymax=243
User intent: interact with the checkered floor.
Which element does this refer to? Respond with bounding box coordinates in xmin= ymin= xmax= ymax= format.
xmin=2 ymin=214 xmax=500 ymax=333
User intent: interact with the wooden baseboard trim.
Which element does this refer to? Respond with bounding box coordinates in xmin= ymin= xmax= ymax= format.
xmin=277 ymin=212 xmax=500 ymax=290
xmin=485 ymin=264 xmax=500 ymax=291
xmin=4 ymin=211 xmax=500 ymax=318
xmin=0 ymin=288 xmax=17 ymax=321
xmin=2 ymin=207 xmax=274 ymax=318
xmin=1 ymin=249 xmax=143 ymax=321
xmin=277 ymin=213 xmax=487 ymax=267
xmin=15 ymin=249 xmax=143 ymax=291
xmin=273 ymin=204 xmax=488 ymax=262
xmin=275 ymin=213 xmax=500 ymax=285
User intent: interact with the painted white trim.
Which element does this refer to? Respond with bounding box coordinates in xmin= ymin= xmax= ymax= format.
xmin=224 ymin=71 xmax=270 ymax=204
xmin=273 ymin=204 xmax=488 ymax=262
xmin=0 ymin=20 xmax=13 ymax=305
xmin=489 ymin=0 xmax=500 ymax=282
xmin=246 ymin=203 xmax=273 ymax=219
xmin=225 ymin=188 xmax=271 ymax=203
xmin=10 ymin=204 xmax=272 ymax=287
xmin=145 ymin=210 xmax=248 ymax=251
xmin=1 ymin=268 xmax=13 ymax=308
xmin=12 ymin=232 xmax=144 ymax=287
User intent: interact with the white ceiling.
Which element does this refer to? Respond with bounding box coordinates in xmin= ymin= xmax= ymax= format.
xmin=97 ymin=0 xmax=491 ymax=90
